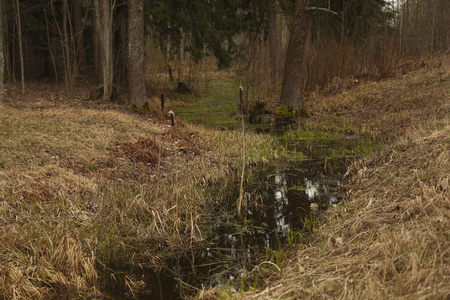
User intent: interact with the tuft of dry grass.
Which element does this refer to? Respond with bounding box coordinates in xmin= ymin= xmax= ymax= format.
xmin=110 ymin=136 xmax=162 ymax=164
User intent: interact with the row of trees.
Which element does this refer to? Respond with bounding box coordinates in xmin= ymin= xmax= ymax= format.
xmin=0 ymin=0 xmax=148 ymax=104
xmin=0 ymin=0 xmax=449 ymax=110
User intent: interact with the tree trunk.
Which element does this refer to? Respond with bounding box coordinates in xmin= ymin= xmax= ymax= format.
xmin=93 ymin=7 xmax=100 ymax=80
xmin=62 ymin=0 xmax=73 ymax=96
xmin=14 ymin=0 xmax=25 ymax=95
xmin=117 ymin=11 xmax=128 ymax=86
xmin=44 ymin=5 xmax=58 ymax=84
xmin=95 ymin=0 xmax=113 ymax=101
xmin=73 ymin=0 xmax=86 ymax=73
xmin=0 ymin=0 xmax=4 ymax=102
xmin=268 ymin=0 xmax=278 ymax=84
xmin=280 ymin=0 xmax=309 ymax=112
xmin=127 ymin=0 xmax=146 ymax=105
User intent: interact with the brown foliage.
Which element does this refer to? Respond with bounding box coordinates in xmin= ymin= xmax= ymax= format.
xmin=162 ymin=129 xmax=202 ymax=156
xmin=110 ymin=137 xmax=163 ymax=164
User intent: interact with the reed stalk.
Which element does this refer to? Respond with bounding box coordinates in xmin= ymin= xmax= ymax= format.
xmin=237 ymin=86 xmax=245 ymax=218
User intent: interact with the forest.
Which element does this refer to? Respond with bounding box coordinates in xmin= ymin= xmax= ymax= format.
xmin=0 ymin=0 xmax=449 ymax=299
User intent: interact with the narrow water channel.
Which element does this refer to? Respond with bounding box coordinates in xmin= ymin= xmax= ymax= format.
xmin=105 ymin=81 xmax=360 ymax=299
xmin=111 ymin=154 xmax=353 ymax=299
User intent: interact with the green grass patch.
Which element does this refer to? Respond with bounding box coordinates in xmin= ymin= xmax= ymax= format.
xmin=173 ymin=79 xmax=241 ymax=129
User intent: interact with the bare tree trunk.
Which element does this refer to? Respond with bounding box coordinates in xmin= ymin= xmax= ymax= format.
xmin=399 ymin=0 xmax=404 ymax=54
xmin=50 ymin=0 xmax=76 ymax=96
xmin=14 ymin=0 xmax=24 ymax=95
xmin=93 ymin=8 xmax=100 ymax=80
xmin=430 ymin=0 xmax=435 ymax=52
xmin=128 ymin=0 xmax=146 ymax=105
xmin=62 ymin=0 xmax=72 ymax=96
xmin=280 ymin=0 xmax=309 ymax=112
xmin=95 ymin=0 xmax=113 ymax=101
xmin=116 ymin=11 xmax=128 ymax=86
xmin=0 ymin=0 xmax=4 ymax=102
xmin=268 ymin=0 xmax=278 ymax=84
xmin=44 ymin=5 xmax=58 ymax=84
xmin=177 ymin=38 xmax=181 ymax=84
xmin=73 ymin=0 xmax=86 ymax=73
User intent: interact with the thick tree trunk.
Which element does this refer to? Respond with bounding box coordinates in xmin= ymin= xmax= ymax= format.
xmin=280 ymin=0 xmax=309 ymax=112
xmin=127 ymin=0 xmax=146 ymax=105
xmin=268 ymin=0 xmax=278 ymax=84
xmin=0 ymin=0 xmax=4 ymax=102
xmin=95 ymin=0 xmax=113 ymax=101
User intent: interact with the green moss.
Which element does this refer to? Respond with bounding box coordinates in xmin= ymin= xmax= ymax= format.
xmin=299 ymin=108 xmax=310 ymax=118
xmin=142 ymin=102 xmax=151 ymax=113
xmin=275 ymin=104 xmax=295 ymax=127
xmin=174 ymin=79 xmax=240 ymax=129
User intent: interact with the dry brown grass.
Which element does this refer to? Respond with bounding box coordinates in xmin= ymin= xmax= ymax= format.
xmin=303 ymin=56 xmax=449 ymax=141
xmin=1 ymin=55 xmax=448 ymax=300
xmin=230 ymin=57 xmax=450 ymax=299
xmin=0 ymin=83 xmax=284 ymax=299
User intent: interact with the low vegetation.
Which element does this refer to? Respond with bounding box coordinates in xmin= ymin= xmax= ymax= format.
xmin=0 ymin=56 xmax=449 ymax=299
xmin=0 ymin=84 xmax=286 ymax=299
xmin=218 ymin=57 xmax=450 ymax=299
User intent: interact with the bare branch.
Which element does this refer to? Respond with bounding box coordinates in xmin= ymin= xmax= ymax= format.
xmin=307 ymin=6 xmax=338 ymax=16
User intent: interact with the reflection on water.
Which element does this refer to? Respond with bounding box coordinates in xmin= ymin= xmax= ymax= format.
xmin=110 ymin=158 xmax=351 ymax=299
xmin=186 ymin=158 xmax=350 ymax=294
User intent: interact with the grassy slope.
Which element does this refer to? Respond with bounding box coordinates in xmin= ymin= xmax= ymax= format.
xmin=0 ymin=57 xmax=448 ymax=299
xmin=0 ymin=85 xmax=283 ymax=299
xmin=225 ymin=58 xmax=450 ymax=299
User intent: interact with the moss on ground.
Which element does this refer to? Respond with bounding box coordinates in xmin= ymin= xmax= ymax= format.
xmin=172 ymin=79 xmax=241 ymax=129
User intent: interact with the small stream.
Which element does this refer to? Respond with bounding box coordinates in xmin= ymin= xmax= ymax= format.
xmin=112 ymin=143 xmax=355 ymax=299
xmin=105 ymin=82 xmax=361 ymax=298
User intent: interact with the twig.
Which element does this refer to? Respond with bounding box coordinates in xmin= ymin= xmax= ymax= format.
xmin=250 ymin=260 xmax=282 ymax=275
xmin=249 ymin=283 xmax=283 ymax=299
xmin=307 ymin=7 xmax=338 ymax=15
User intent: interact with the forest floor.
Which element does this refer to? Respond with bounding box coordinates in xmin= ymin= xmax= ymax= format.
xmin=0 ymin=55 xmax=449 ymax=299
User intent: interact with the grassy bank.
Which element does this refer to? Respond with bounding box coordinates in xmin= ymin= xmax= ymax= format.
xmin=214 ymin=57 xmax=450 ymax=299
xmin=1 ymin=56 xmax=448 ymax=299
xmin=0 ymin=88 xmax=285 ymax=299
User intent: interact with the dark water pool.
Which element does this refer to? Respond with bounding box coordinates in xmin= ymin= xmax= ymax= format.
xmin=107 ymin=153 xmax=352 ymax=299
